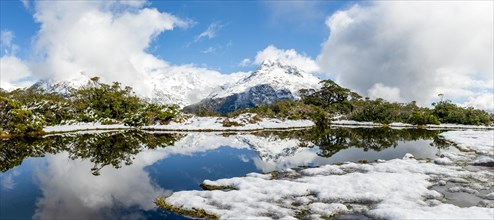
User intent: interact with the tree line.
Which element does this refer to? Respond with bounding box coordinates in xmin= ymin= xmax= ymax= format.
xmin=230 ymin=80 xmax=493 ymax=127
xmin=1 ymin=78 xmax=492 ymax=136
xmin=0 ymin=77 xmax=180 ymax=136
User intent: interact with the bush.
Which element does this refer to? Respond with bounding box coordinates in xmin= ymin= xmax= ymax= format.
xmin=0 ymin=96 xmax=46 ymax=135
xmin=123 ymin=104 xmax=180 ymax=127
xmin=72 ymin=81 xmax=142 ymax=121
xmin=433 ymin=100 xmax=491 ymax=125
xmin=406 ymin=110 xmax=440 ymax=125
xmin=348 ymin=99 xmax=402 ymax=124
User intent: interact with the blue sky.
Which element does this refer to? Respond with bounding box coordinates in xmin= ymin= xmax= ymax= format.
xmin=1 ymin=0 xmax=492 ymax=110
xmin=1 ymin=0 xmax=352 ymax=73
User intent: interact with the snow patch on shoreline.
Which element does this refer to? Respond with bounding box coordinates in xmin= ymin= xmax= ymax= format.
xmin=161 ymin=130 xmax=494 ymax=219
xmin=440 ymin=130 xmax=494 ymax=156
xmin=331 ymin=120 xmax=494 ymax=130
xmin=43 ymin=114 xmax=314 ymax=133
xmin=43 ymin=123 xmax=128 ymax=133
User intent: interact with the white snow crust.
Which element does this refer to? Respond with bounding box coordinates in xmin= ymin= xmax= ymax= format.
xmin=161 ymin=130 xmax=494 ymax=219
xmin=43 ymin=114 xmax=314 ymax=133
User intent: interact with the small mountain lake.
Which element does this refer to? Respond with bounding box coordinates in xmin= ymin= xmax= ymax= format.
xmin=0 ymin=128 xmax=458 ymax=219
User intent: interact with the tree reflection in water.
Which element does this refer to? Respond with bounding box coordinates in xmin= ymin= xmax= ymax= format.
xmin=304 ymin=127 xmax=447 ymax=158
xmin=254 ymin=127 xmax=448 ymax=158
xmin=1 ymin=128 xmax=450 ymax=175
xmin=0 ymin=131 xmax=184 ymax=175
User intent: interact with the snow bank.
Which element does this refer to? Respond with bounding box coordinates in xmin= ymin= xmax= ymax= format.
xmin=44 ymin=114 xmax=314 ymax=133
xmin=160 ymin=130 xmax=494 ymax=219
xmin=440 ymin=130 xmax=494 ymax=156
xmin=331 ymin=120 xmax=494 ymax=130
xmin=163 ymin=158 xmax=493 ymax=219
xmin=143 ymin=114 xmax=314 ymax=131
xmin=44 ymin=123 xmax=128 ymax=133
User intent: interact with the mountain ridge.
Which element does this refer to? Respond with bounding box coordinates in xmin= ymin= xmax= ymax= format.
xmin=29 ymin=60 xmax=321 ymax=113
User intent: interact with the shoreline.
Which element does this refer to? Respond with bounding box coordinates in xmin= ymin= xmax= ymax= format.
xmin=2 ymin=118 xmax=493 ymax=138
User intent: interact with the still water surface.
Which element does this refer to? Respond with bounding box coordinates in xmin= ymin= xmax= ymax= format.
xmin=0 ymin=128 xmax=451 ymax=219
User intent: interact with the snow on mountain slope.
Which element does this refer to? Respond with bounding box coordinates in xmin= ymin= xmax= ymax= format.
xmin=184 ymin=59 xmax=322 ymax=113
xmin=208 ymin=59 xmax=321 ymax=100
xmin=147 ymin=67 xmax=247 ymax=107
xmin=30 ymin=68 xmax=248 ymax=107
xmin=29 ymin=60 xmax=319 ymax=109
xmin=30 ymin=73 xmax=95 ymax=95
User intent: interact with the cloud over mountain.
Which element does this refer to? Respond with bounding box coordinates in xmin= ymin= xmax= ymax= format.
xmin=29 ymin=0 xmax=192 ymax=95
xmin=317 ymin=1 xmax=493 ymax=109
xmin=254 ymin=45 xmax=320 ymax=74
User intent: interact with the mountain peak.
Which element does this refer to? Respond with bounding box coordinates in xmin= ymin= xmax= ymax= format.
xmin=207 ymin=60 xmax=320 ymax=101
xmin=254 ymin=59 xmax=304 ymax=77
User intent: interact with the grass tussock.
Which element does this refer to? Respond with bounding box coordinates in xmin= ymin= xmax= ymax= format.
xmin=155 ymin=197 xmax=218 ymax=220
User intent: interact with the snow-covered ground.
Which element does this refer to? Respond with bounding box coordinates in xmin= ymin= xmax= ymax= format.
xmin=144 ymin=114 xmax=314 ymax=131
xmin=44 ymin=116 xmax=493 ymax=134
xmin=159 ymin=130 xmax=494 ymax=219
xmin=44 ymin=123 xmax=128 ymax=133
xmin=332 ymin=120 xmax=494 ymax=130
xmin=43 ymin=114 xmax=314 ymax=133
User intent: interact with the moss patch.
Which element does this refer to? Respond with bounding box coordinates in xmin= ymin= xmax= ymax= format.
xmin=200 ymin=183 xmax=236 ymax=191
xmin=155 ymin=197 xmax=218 ymax=220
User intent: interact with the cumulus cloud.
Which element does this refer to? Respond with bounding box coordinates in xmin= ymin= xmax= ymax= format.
xmin=368 ymin=83 xmax=403 ymax=103
xmin=33 ymin=150 xmax=170 ymax=219
xmin=254 ymin=45 xmax=320 ymax=74
xmin=195 ymin=21 xmax=223 ymax=42
xmin=464 ymin=93 xmax=494 ymax=112
xmin=0 ymin=30 xmax=33 ymax=90
xmin=318 ymin=1 xmax=493 ymax=108
xmin=27 ymin=0 xmax=191 ymax=94
xmin=0 ymin=56 xmax=34 ymax=90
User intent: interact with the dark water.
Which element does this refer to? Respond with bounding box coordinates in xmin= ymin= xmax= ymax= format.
xmin=0 ymin=128 xmax=451 ymax=219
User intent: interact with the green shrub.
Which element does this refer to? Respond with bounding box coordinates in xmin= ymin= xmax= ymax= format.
xmin=123 ymin=104 xmax=180 ymax=127
xmin=406 ymin=110 xmax=440 ymax=125
xmin=0 ymin=96 xmax=46 ymax=135
xmin=433 ymin=100 xmax=491 ymax=125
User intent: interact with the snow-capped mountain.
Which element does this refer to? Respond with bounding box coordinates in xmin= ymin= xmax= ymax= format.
xmin=30 ymin=70 xmax=247 ymax=107
xmin=185 ymin=60 xmax=321 ymax=113
xmin=209 ymin=59 xmax=321 ymax=100
xmin=31 ymin=73 xmax=96 ymax=95
xmin=29 ymin=60 xmax=321 ymax=112
xmin=146 ymin=69 xmax=247 ymax=107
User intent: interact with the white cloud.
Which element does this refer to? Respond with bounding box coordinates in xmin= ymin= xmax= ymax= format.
xmin=254 ymin=45 xmax=320 ymax=74
xmin=1 ymin=31 xmax=14 ymax=48
xmin=195 ymin=21 xmax=223 ymax=42
xmin=368 ymin=83 xmax=403 ymax=103
xmin=239 ymin=58 xmax=251 ymax=67
xmin=26 ymin=0 xmax=192 ymax=95
xmin=20 ymin=0 xmax=30 ymax=10
xmin=464 ymin=93 xmax=494 ymax=112
xmin=0 ymin=56 xmax=34 ymax=91
xmin=1 ymin=30 xmax=32 ymax=91
xmin=1 ymin=30 xmax=18 ymax=55
xmin=33 ymin=150 xmax=170 ymax=219
xmin=202 ymin=46 xmax=216 ymax=54
xmin=318 ymin=1 xmax=494 ymax=108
